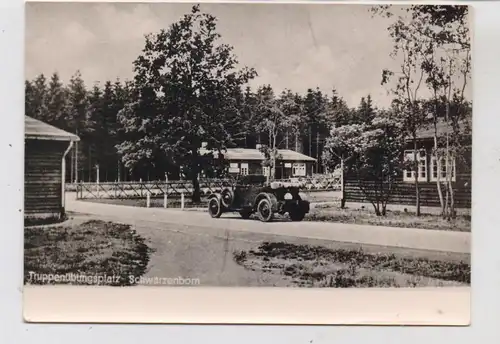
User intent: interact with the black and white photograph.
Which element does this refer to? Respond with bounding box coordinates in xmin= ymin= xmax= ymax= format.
xmin=23 ymin=0 xmax=471 ymax=322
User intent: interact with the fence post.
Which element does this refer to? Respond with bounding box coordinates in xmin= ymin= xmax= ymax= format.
xmin=146 ymin=192 xmax=151 ymax=208
xmin=181 ymin=192 xmax=185 ymax=210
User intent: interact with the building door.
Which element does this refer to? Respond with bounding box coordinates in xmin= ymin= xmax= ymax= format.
xmin=283 ymin=162 xmax=292 ymax=179
xmin=275 ymin=166 xmax=283 ymax=180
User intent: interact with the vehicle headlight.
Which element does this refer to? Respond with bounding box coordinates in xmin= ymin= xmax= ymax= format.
xmin=284 ymin=193 xmax=293 ymax=200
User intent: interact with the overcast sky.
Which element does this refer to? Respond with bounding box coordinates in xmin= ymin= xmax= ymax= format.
xmin=26 ymin=2 xmax=456 ymax=109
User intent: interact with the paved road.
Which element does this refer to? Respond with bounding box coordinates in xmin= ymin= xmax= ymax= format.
xmin=66 ymin=196 xmax=470 ymax=254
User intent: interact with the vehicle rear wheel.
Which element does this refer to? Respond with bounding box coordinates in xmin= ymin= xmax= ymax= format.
xmin=257 ymin=198 xmax=274 ymax=222
xmin=220 ymin=188 xmax=234 ymax=208
xmin=239 ymin=209 xmax=252 ymax=219
xmin=208 ymin=198 xmax=222 ymax=218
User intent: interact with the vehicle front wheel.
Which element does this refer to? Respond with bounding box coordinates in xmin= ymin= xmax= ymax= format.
xmin=208 ymin=198 xmax=222 ymax=218
xmin=257 ymin=198 xmax=274 ymax=222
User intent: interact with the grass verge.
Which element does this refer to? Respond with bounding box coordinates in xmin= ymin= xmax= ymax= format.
xmin=82 ymin=196 xmax=470 ymax=232
xmin=233 ymin=241 xmax=470 ymax=287
xmin=24 ymin=219 xmax=153 ymax=286
xmin=307 ymin=205 xmax=470 ymax=232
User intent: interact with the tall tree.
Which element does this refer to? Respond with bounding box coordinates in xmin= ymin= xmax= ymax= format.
xmin=31 ymin=74 xmax=49 ymax=121
xmin=354 ymin=95 xmax=376 ymax=125
xmin=46 ymin=72 xmax=68 ymax=130
xmin=25 ymin=80 xmax=36 ymax=118
xmin=383 ymin=38 xmax=426 ymax=216
xmin=330 ymin=89 xmax=354 ymax=127
xmin=117 ymin=5 xmax=256 ymax=201
xmin=253 ymin=85 xmax=303 ymax=181
xmin=323 ymin=110 xmax=404 ymax=215
xmin=378 ymin=6 xmax=443 ymax=216
xmin=240 ymin=86 xmax=258 ymax=148
xmin=373 ymin=4 xmax=471 ymax=218
xmin=113 ymin=80 xmax=133 ymax=181
xmin=67 ymin=70 xmax=90 ymax=183
xmin=301 ymin=88 xmax=330 ymax=172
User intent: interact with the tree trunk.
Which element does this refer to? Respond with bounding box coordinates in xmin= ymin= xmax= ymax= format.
xmin=444 ymin=184 xmax=450 ymax=220
xmin=373 ymin=183 xmax=382 ymax=216
xmin=381 ymin=174 xmax=393 ymax=217
xmin=444 ymin=58 xmax=453 ymax=220
xmin=413 ymin=138 xmax=421 ymax=216
xmin=192 ymin=176 xmax=201 ymax=203
xmin=376 ymin=181 xmax=381 ymax=216
xmin=447 ymin=157 xmax=456 ymax=219
xmin=434 ymin=146 xmax=445 ymax=216
xmin=340 ymin=158 xmax=346 ymax=208
xmin=117 ymin=160 xmax=121 ymax=182
xmin=432 ymin=93 xmax=445 ymax=215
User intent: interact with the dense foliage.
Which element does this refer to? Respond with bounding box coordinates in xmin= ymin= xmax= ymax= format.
xmin=25 ymin=4 xmax=471 ymax=210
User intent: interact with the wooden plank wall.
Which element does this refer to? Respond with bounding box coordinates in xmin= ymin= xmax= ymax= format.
xmin=344 ymin=178 xmax=471 ymax=208
xmin=25 ymin=140 xmax=67 ymax=217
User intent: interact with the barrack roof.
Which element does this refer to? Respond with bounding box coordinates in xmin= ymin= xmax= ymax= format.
xmin=200 ymin=147 xmax=316 ymax=162
xmin=25 ymin=116 xmax=80 ymax=142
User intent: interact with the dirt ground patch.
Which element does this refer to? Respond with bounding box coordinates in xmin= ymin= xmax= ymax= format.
xmin=24 ymin=216 xmax=153 ymax=286
xmin=233 ymin=242 xmax=470 ymax=287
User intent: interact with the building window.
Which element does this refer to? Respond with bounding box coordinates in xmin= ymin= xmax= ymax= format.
xmin=240 ymin=163 xmax=249 ymax=175
xmin=403 ymin=150 xmax=427 ymax=182
xmin=229 ymin=162 xmax=239 ymax=174
xmin=263 ymin=166 xmax=270 ymax=177
xmin=430 ymin=155 xmax=456 ymax=182
xmin=292 ymin=163 xmax=306 ymax=177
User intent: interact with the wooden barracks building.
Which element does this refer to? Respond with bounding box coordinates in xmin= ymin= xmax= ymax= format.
xmin=199 ymin=143 xmax=317 ymax=179
xmin=24 ymin=116 xmax=80 ymax=221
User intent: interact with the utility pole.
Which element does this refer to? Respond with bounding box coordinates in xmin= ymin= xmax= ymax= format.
xmin=309 ymin=125 xmax=312 ymax=158
xmin=75 ymin=140 xmax=79 ymax=183
xmin=316 ymin=131 xmax=320 ymax=173
xmin=70 ymin=148 xmax=74 ymax=184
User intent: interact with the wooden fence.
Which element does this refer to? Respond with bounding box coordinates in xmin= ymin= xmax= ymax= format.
xmin=344 ymin=180 xmax=471 ymax=208
xmin=73 ymin=175 xmax=342 ymax=200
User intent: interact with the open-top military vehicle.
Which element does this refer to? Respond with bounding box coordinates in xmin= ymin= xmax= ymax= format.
xmin=207 ymin=174 xmax=310 ymax=222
